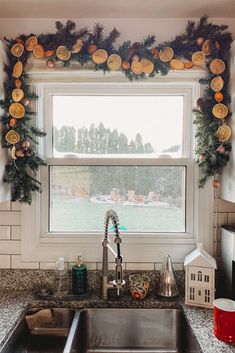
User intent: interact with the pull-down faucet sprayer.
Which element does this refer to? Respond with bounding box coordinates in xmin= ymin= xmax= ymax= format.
xmin=101 ymin=209 xmax=125 ymax=299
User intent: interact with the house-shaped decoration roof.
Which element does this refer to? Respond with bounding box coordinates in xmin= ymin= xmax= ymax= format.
xmin=184 ymin=243 xmax=217 ymax=269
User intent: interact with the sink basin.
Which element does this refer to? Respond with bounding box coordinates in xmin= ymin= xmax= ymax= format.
xmin=1 ymin=308 xmax=75 ymax=353
xmin=64 ymin=309 xmax=201 ymax=353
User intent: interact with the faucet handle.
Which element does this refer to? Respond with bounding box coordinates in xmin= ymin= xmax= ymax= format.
xmin=113 ymin=255 xmax=125 ymax=290
xmin=114 ymin=234 xmax=122 ymax=243
xmin=113 ymin=279 xmax=125 ymax=288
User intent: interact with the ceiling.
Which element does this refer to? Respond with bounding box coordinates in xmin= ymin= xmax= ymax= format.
xmin=0 ymin=0 xmax=234 ymax=18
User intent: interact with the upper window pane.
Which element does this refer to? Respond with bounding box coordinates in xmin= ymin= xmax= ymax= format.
xmin=53 ymin=95 xmax=184 ymax=157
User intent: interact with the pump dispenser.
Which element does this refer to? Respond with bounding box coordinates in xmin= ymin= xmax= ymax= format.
xmin=54 ymin=257 xmax=68 ymax=296
xmin=72 ymin=255 xmax=87 ymax=295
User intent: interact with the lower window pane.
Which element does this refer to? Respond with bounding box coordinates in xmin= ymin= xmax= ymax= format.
xmin=49 ymin=166 xmax=185 ymax=233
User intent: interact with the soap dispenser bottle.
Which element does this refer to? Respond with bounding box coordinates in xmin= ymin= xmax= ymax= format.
xmin=54 ymin=257 xmax=68 ymax=296
xmin=72 ymin=255 xmax=87 ymax=296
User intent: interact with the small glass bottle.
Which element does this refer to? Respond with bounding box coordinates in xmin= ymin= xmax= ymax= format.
xmin=54 ymin=257 xmax=68 ymax=296
xmin=72 ymin=255 xmax=87 ymax=295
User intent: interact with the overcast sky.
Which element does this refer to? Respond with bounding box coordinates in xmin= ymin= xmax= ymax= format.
xmin=53 ymin=95 xmax=183 ymax=154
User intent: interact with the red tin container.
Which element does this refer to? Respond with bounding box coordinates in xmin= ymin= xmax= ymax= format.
xmin=214 ymin=298 xmax=235 ymax=342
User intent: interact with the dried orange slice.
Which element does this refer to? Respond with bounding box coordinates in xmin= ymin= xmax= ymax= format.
xmin=5 ymin=130 xmax=20 ymax=144
xmin=184 ymin=61 xmax=194 ymax=69
xmin=25 ymin=36 xmax=38 ymax=51
xmin=202 ymin=39 xmax=212 ymax=56
xmin=212 ymin=103 xmax=228 ymax=119
xmin=217 ymin=124 xmax=232 ymax=142
xmin=56 ymin=46 xmax=71 ymax=61
xmin=71 ymin=40 xmax=83 ymax=54
xmin=12 ymin=88 xmax=24 ymax=102
xmin=92 ymin=49 xmax=108 ymax=64
xmin=214 ymin=92 xmax=223 ymax=102
xmin=9 ymin=118 xmax=17 ymax=127
xmin=88 ymin=44 xmax=97 ymax=54
xmin=15 ymin=79 xmax=22 ymax=89
xmin=192 ymin=51 xmax=205 ymax=66
xmin=170 ymin=59 xmax=184 ymax=70
xmin=140 ymin=59 xmax=154 ymax=74
xmin=122 ymin=61 xmax=130 ymax=70
xmin=33 ymin=44 xmax=45 ymax=59
xmin=12 ymin=61 xmax=23 ymax=78
xmin=9 ymin=102 xmax=25 ymax=119
xmin=159 ymin=47 xmax=174 ymax=62
xmin=210 ymin=76 xmax=224 ymax=92
xmin=151 ymin=47 xmax=159 ymax=59
xmin=11 ymin=43 xmax=24 ymax=57
xmin=107 ymin=54 xmax=122 ymax=71
xmin=210 ymin=59 xmax=225 ymax=75
xmin=131 ymin=61 xmax=143 ymax=75
xmin=45 ymin=50 xmax=54 ymax=57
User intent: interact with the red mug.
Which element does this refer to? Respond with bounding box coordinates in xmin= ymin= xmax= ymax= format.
xmin=214 ymin=298 xmax=235 ymax=342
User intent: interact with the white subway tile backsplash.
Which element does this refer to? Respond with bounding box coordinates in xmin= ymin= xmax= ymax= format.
xmin=228 ymin=213 xmax=235 ymax=224
xmin=154 ymin=262 xmax=183 ymax=271
xmin=40 ymin=262 xmax=58 ymax=270
xmin=11 ymin=202 xmax=21 ymax=211
xmin=214 ymin=212 xmax=227 ymax=226
xmin=126 ymin=262 xmax=154 ymax=271
xmin=0 ymin=212 xmax=21 ymax=226
xmin=0 ymin=226 xmax=11 ymax=239
xmin=0 ymin=255 xmax=11 ymax=268
xmin=216 ymin=199 xmax=235 ymax=213
xmin=0 ymin=240 xmax=21 ymax=254
xmin=97 ymin=262 xmax=116 ymax=271
xmin=85 ymin=263 xmax=97 ymax=270
xmin=217 ymin=241 xmax=221 ymax=257
xmin=213 ymin=242 xmax=217 ymax=258
xmin=11 ymin=255 xmax=39 ymax=269
xmin=214 ymin=185 xmax=221 ymax=199
xmin=213 ymin=227 xmax=221 ymax=242
xmin=11 ymin=226 xmax=21 ymax=240
xmin=0 ymin=202 xmax=11 ymax=211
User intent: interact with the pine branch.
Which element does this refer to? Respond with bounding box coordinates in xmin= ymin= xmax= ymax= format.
xmin=30 ymin=126 xmax=47 ymax=137
xmin=100 ymin=27 xmax=120 ymax=50
xmin=92 ymin=23 xmax=104 ymax=45
xmin=142 ymin=35 xmax=155 ymax=48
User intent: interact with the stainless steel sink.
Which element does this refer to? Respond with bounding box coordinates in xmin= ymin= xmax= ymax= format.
xmin=64 ymin=309 xmax=201 ymax=353
xmin=0 ymin=308 xmax=201 ymax=353
xmin=1 ymin=308 xmax=75 ymax=353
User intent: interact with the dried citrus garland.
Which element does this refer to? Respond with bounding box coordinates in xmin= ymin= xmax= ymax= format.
xmin=0 ymin=16 xmax=233 ymax=204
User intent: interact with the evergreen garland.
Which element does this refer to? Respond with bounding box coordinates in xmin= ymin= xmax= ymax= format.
xmin=0 ymin=16 xmax=233 ymax=204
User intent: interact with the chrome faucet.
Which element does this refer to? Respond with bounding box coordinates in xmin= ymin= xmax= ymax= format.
xmin=101 ymin=209 xmax=125 ymax=299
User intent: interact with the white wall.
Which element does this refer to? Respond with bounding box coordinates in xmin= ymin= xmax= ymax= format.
xmin=0 ymin=17 xmax=235 ymax=269
xmin=0 ymin=18 xmax=235 ymax=42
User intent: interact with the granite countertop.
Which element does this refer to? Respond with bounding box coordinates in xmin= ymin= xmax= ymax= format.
xmin=0 ymin=291 xmax=235 ymax=353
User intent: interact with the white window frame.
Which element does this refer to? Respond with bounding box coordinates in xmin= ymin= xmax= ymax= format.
xmin=21 ymin=70 xmax=214 ymax=263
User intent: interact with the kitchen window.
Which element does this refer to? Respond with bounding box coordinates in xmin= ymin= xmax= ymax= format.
xmin=21 ymin=74 xmax=214 ymax=262
xmin=50 ymin=94 xmax=186 ymax=233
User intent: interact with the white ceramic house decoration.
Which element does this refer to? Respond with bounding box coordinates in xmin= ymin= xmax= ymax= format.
xmin=184 ymin=243 xmax=217 ymax=308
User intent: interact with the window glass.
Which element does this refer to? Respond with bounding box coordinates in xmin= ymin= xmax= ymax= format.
xmin=53 ymin=95 xmax=184 ymax=157
xmin=49 ymin=165 xmax=185 ymax=233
